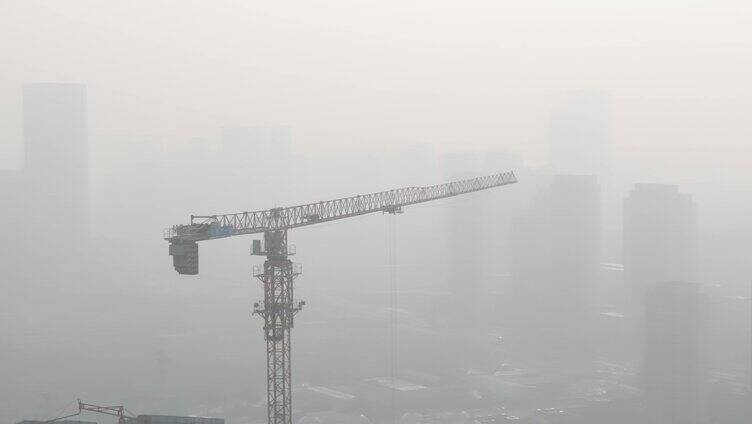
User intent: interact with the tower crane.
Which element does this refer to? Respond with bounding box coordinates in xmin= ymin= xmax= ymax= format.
xmin=164 ymin=171 xmax=517 ymax=424
xmin=45 ymin=399 xmax=135 ymax=424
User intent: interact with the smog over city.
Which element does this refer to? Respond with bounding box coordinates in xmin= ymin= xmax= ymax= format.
xmin=1 ymin=1 xmax=751 ymax=424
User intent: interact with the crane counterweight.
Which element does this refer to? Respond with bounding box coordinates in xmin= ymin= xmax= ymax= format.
xmin=163 ymin=171 xmax=517 ymax=424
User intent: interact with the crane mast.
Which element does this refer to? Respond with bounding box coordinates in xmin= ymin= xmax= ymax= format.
xmin=164 ymin=171 xmax=517 ymax=424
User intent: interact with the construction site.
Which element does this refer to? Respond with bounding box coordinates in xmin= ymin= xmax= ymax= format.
xmin=164 ymin=172 xmax=518 ymax=424
xmin=5 ymin=2 xmax=752 ymax=424
xmin=17 ymin=172 xmax=525 ymax=424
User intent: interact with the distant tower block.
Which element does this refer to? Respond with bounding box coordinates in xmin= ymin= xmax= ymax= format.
xmin=23 ymin=83 xmax=88 ymax=257
xmin=644 ymin=282 xmax=706 ymax=424
xmin=441 ymin=152 xmax=483 ymax=327
xmin=513 ymin=175 xmax=600 ymax=317
xmin=624 ymin=184 xmax=697 ymax=308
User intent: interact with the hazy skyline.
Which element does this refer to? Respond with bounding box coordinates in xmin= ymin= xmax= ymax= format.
xmin=2 ymin=2 xmax=751 ymax=423
xmin=1 ymin=1 xmax=751 ymax=185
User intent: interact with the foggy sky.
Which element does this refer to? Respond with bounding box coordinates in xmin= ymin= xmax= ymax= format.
xmin=2 ymin=1 xmax=751 ymax=186
xmin=2 ymin=2 xmax=752 ymax=423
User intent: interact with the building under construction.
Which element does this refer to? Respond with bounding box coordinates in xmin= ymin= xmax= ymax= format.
xmin=28 ymin=399 xmax=224 ymax=424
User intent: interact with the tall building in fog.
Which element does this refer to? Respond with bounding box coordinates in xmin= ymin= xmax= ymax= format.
xmin=624 ymin=184 xmax=696 ymax=309
xmin=23 ymin=83 xmax=88 ymax=261
xmin=480 ymin=150 xmax=526 ymax=278
xmin=438 ymin=153 xmax=486 ymax=368
xmin=644 ymin=282 xmax=706 ymax=424
xmin=511 ymin=175 xmax=600 ymax=363
xmin=546 ymin=89 xmax=612 ymax=177
xmin=441 ymin=153 xmax=484 ymax=322
xmin=0 ymin=170 xmax=25 ymax=276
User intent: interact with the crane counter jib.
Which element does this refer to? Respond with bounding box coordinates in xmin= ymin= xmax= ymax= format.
xmin=162 ymin=170 xmax=517 ymax=424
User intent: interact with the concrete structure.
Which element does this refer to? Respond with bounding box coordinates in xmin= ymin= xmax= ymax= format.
xmin=624 ymin=184 xmax=698 ymax=395
xmin=624 ymin=184 xmax=696 ymax=303
xmin=644 ymin=282 xmax=707 ymax=424
xmin=296 ymin=411 xmax=370 ymax=424
xmin=438 ymin=153 xmax=487 ymax=369
xmin=513 ymin=174 xmax=600 ymax=313
xmin=23 ymin=83 xmax=88 ymax=261
xmin=510 ymin=174 xmax=600 ymax=364
xmin=137 ymin=415 xmax=224 ymax=424
xmin=0 ymin=170 xmax=25 ymax=265
xmin=440 ymin=152 xmax=485 ymax=326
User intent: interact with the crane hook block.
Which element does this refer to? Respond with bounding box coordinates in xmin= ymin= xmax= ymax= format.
xmin=169 ymin=241 xmax=199 ymax=275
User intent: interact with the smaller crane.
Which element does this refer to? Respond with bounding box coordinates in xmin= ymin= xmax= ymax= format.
xmin=45 ymin=399 xmax=135 ymax=424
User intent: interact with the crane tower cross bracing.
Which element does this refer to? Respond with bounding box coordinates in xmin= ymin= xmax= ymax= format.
xmin=164 ymin=171 xmax=517 ymax=424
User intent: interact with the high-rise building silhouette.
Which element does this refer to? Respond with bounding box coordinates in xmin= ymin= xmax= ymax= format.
xmin=624 ymin=184 xmax=699 ymax=420
xmin=438 ymin=152 xmax=486 ymax=369
xmin=511 ymin=174 xmax=600 ymax=363
xmin=644 ymin=281 xmax=706 ymax=424
xmin=441 ymin=152 xmax=484 ymax=322
xmin=546 ymin=89 xmax=612 ymax=178
xmin=23 ymin=83 xmax=88 ymax=265
xmin=624 ymin=184 xmax=696 ymax=311
xmin=0 ymin=170 xmax=25 ymax=275
xmin=480 ymin=150 xmax=526 ymax=279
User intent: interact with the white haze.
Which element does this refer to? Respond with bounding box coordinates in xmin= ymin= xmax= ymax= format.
xmin=1 ymin=1 xmax=751 ymax=424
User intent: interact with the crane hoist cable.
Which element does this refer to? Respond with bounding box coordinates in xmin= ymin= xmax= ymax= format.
xmin=164 ymin=171 xmax=518 ymax=424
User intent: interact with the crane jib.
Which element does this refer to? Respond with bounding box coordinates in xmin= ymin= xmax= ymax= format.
xmin=165 ymin=171 xmax=516 ymax=275
xmin=162 ymin=169 xmax=517 ymax=424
